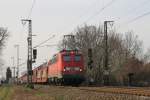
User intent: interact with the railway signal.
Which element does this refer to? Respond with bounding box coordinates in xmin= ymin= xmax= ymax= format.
xmin=88 ymin=48 xmax=93 ymax=69
xmin=88 ymin=48 xmax=92 ymax=57
xmin=128 ymin=73 xmax=134 ymax=86
xmin=32 ymin=49 xmax=37 ymax=63
xmin=33 ymin=49 xmax=37 ymax=59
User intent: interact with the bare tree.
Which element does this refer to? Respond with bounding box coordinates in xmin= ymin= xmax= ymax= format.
xmin=142 ymin=48 xmax=150 ymax=63
xmin=113 ymin=31 xmax=143 ymax=85
xmin=0 ymin=27 xmax=9 ymax=69
xmin=58 ymin=25 xmax=144 ymax=86
xmin=0 ymin=27 xmax=9 ymax=51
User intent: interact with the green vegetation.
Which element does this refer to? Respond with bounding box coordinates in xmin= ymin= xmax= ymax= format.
xmin=35 ymin=91 xmax=45 ymax=97
xmin=23 ymin=86 xmax=33 ymax=92
xmin=55 ymin=95 xmax=65 ymax=100
xmin=0 ymin=85 xmax=13 ymax=100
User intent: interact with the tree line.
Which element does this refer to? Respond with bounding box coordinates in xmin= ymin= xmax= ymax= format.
xmin=0 ymin=27 xmax=9 ymax=75
xmin=58 ymin=24 xmax=150 ymax=86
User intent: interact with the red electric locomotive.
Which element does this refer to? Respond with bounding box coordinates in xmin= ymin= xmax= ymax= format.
xmin=48 ymin=49 xmax=84 ymax=85
xmin=19 ymin=49 xmax=85 ymax=85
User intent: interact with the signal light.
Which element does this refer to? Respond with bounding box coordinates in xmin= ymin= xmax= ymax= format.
xmin=33 ymin=49 xmax=37 ymax=59
xmin=88 ymin=48 xmax=93 ymax=69
xmin=88 ymin=48 xmax=92 ymax=57
xmin=28 ymin=70 xmax=33 ymax=75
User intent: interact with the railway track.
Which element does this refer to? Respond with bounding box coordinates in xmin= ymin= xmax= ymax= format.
xmin=34 ymin=85 xmax=150 ymax=97
xmin=78 ymin=87 xmax=150 ymax=97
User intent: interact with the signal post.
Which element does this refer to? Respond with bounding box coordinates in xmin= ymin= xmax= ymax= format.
xmin=21 ymin=19 xmax=34 ymax=88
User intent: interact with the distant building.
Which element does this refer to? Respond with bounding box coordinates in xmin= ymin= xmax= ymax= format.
xmin=6 ymin=67 xmax=12 ymax=83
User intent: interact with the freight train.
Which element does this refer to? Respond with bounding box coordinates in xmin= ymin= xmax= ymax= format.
xmin=19 ymin=50 xmax=85 ymax=85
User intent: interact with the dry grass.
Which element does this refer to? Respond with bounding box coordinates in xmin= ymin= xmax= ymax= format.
xmin=1 ymin=85 xmax=150 ymax=100
xmin=0 ymin=85 xmax=14 ymax=100
xmin=12 ymin=86 xmax=150 ymax=100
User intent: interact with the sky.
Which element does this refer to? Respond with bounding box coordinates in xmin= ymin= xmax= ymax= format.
xmin=0 ymin=0 xmax=150 ymax=78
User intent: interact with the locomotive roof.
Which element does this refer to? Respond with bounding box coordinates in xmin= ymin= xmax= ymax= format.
xmin=59 ymin=49 xmax=82 ymax=55
xmin=60 ymin=49 xmax=79 ymax=53
xmin=50 ymin=49 xmax=81 ymax=58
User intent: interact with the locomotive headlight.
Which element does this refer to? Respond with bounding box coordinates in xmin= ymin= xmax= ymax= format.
xmin=79 ymin=69 xmax=82 ymax=71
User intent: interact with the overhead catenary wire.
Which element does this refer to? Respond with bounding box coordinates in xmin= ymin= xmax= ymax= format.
xmin=28 ymin=0 xmax=37 ymax=19
xmin=24 ymin=0 xmax=56 ymax=49
xmin=62 ymin=0 xmax=117 ymax=35
xmin=23 ymin=0 xmax=149 ymax=47
xmin=33 ymin=35 xmax=55 ymax=48
xmin=76 ymin=0 xmax=102 ymax=21
xmin=113 ymin=0 xmax=150 ymax=31
xmin=116 ymin=0 xmax=150 ymax=24
xmin=71 ymin=0 xmax=117 ymax=28
xmin=20 ymin=0 xmax=150 ymax=75
xmin=117 ymin=10 xmax=150 ymax=29
xmin=125 ymin=0 xmax=150 ymax=17
xmin=20 ymin=0 xmax=149 ymax=64
xmin=19 ymin=0 xmax=58 ymax=74
xmin=19 ymin=0 xmax=37 ymax=44
xmin=29 ymin=0 xmax=117 ymax=43
xmin=83 ymin=0 xmax=117 ymax=23
xmin=35 ymin=44 xmax=57 ymax=48
xmin=129 ymin=11 xmax=150 ymax=23
xmin=57 ymin=0 xmax=104 ymax=37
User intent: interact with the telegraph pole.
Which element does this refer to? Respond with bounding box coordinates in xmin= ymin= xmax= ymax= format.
xmin=103 ymin=21 xmax=114 ymax=86
xmin=21 ymin=19 xmax=33 ymax=88
xmin=11 ymin=57 xmax=16 ymax=82
xmin=14 ymin=45 xmax=19 ymax=83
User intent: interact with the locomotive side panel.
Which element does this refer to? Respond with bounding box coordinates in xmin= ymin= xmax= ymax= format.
xmin=48 ymin=54 xmax=60 ymax=78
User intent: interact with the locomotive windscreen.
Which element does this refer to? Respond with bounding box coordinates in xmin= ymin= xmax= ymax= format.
xmin=63 ymin=55 xmax=71 ymax=61
xmin=74 ymin=55 xmax=81 ymax=61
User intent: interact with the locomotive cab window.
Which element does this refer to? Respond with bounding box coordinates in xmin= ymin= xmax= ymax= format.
xmin=74 ymin=55 xmax=81 ymax=61
xmin=50 ymin=55 xmax=58 ymax=64
xmin=63 ymin=55 xmax=71 ymax=61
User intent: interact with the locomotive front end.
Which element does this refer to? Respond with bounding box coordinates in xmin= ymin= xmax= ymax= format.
xmin=61 ymin=50 xmax=84 ymax=85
